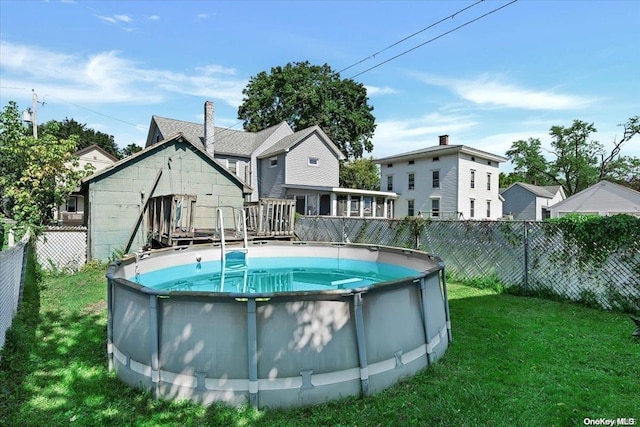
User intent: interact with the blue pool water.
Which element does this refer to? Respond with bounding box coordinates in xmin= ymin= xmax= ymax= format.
xmin=132 ymin=255 xmax=421 ymax=294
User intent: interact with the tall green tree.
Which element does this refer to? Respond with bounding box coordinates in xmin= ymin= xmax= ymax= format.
xmin=339 ymin=157 xmax=380 ymax=190
xmin=0 ymin=102 xmax=89 ymax=226
xmin=122 ymin=143 xmax=143 ymax=157
xmin=238 ymin=61 xmax=376 ymax=159
xmin=505 ymin=117 xmax=640 ymax=196
xmin=39 ymin=118 xmax=121 ymax=159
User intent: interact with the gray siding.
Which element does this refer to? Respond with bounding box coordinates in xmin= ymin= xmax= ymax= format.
xmin=87 ymin=140 xmax=245 ymax=261
xmin=258 ymin=154 xmax=286 ymax=199
xmin=285 ymin=134 xmax=340 ymax=187
xmin=502 ymin=185 xmax=536 ymax=220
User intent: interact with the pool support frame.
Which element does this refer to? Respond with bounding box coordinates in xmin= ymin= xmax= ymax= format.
xmin=106 ymin=241 xmax=451 ymax=409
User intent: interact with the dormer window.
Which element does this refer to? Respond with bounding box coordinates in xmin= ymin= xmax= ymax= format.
xmin=269 ymin=157 xmax=278 ymax=168
xmin=308 ymin=157 xmax=319 ymax=166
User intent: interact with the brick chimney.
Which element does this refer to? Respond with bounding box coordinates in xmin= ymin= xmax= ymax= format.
xmin=439 ymin=134 xmax=449 ymax=146
xmin=204 ymin=101 xmax=215 ymax=156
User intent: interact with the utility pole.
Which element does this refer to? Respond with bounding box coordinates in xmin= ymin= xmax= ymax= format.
xmin=31 ymin=89 xmax=38 ymax=139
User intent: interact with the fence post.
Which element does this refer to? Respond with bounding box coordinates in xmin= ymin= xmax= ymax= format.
xmin=523 ymin=221 xmax=529 ymax=291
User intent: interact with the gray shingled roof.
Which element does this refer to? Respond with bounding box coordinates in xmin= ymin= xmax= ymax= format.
xmin=152 ymin=116 xmax=283 ymax=157
xmin=512 ymin=182 xmax=563 ymax=198
xmin=374 ymin=144 xmax=507 ymax=163
xmin=257 ymin=126 xmax=314 ymax=158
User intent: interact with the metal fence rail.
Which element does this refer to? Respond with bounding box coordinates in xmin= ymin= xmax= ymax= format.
xmin=295 ymin=217 xmax=640 ymax=312
xmin=0 ymin=230 xmax=30 ymax=357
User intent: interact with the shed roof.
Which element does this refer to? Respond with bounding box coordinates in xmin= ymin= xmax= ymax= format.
xmin=82 ymin=132 xmax=252 ymax=193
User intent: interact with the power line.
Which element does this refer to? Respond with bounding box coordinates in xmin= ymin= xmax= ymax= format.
xmin=44 ymin=94 xmax=142 ymax=128
xmin=337 ymin=0 xmax=485 ymax=74
xmin=350 ymin=0 xmax=519 ymax=79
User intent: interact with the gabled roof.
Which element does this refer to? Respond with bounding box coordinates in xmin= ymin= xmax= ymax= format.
xmin=82 ymin=132 xmax=252 ymax=193
xmin=374 ymin=144 xmax=507 ymax=163
xmin=74 ymin=144 xmax=119 ymax=162
xmin=147 ymin=116 xmax=290 ymax=158
xmin=256 ymin=125 xmax=345 ymax=160
xmin=549 ymin=180 xmax=640 ymax=213
xmin=501 ymin=182 xmax=565 ymax=199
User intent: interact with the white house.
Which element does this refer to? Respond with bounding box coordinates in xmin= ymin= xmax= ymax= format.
xmin=548 ymin=180 xmax=640 ymax=218
xmin=374 ymin=135 xmax=507 ymax=219
xmin=501 ymin=182 xmax=566 ymax=220
xmin=55 ymin=144 xmax=118 ymax=225
xmin=145 ymin=101 xmax=397 ymax=218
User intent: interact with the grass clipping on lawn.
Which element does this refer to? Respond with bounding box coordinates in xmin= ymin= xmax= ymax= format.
xmin=1 ymin=257 xmax=638 ymax=427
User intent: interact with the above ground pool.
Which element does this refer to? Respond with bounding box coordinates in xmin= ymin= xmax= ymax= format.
xmin=106 ymin=241 xmax=451 ymax=409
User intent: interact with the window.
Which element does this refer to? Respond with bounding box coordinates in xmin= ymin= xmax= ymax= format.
xmin=432 ymin=170 xmax=440 ymax=189
xmin=228 ymin=160 xmax=237 ymax=174
xmin=350 ymin=196 xmax=361 ymax=217
xmin=408 ymin=160 xmax=415 ymax=165
xmin=308 ymin=157 xmax=319 ymax=166
xmin=387 ymin=175 xmax=393 ymax=191
xmin=471 ymin=156 xmax=476 ymax=161
xmin=363 ymin=197 xmax=373 ymax=217
xmin=470 ymin=199 xmax=475 ymax=218
xmin=408 ymin=173 xmax=415 ymax=190
xmin=486 ymin=200 xmax=491 ymax=218
xmin=269 ymin=157 xmax=278 ymax=167
xmin=66 ymin=196 xmax=78 ymax=213
xmin=433 ymin=157 xmax=439 ymax=162
xmin=431 ymin=198 xmax=440 ymax=218
xmin=375 ymin=197 xmax=385 ymax=217
xmin=387 ymin=163 xmax=393 ymax=168
xmin=470 ymin=170 xmax=476 ymax=189
xmin=337 ymin=195 xmax=348 ymax=216
xmin=487 ymin=172 xmax=491 ymax=191
xmin=487 ymin=160 xmax=492 ymax=166
xmin=407 ymin=200 xmax=415 ymax=217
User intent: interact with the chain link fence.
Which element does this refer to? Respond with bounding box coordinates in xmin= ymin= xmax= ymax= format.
xmin=0 ymin=230 xmax=30 ymax=357
xmin=295 ymin=217 xmax=640 ymax=313
xmin=35 ymin=226 xmax=87 ymax=272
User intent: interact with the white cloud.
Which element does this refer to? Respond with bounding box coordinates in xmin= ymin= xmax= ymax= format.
xmin=0 ymin=41 xmax=247 ymax=107
xmin=148 ymin=15 xmax=160 ymax=21
xmin=197 ymin=13 xmax=209 ymax=20
xmin=417 ymin=74 xmax=593 ymax=111
xmin=95 ymin=15 xmax=117 ymax=24
xmin=365 ymin=85 xmax=399 ymax=96
xmin=114 ymin=14 xmax=132 ymax=23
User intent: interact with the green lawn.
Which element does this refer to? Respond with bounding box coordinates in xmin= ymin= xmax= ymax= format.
xmin=1 ymin=251 xmax=638 ymax=427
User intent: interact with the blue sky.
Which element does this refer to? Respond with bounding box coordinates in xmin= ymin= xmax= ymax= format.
xmin=1 ymin=0 xmax=639 ymax=169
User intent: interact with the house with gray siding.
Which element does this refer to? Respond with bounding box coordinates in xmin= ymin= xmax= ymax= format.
xmin=374 ymin=135 xmax=507 ymax=219
xmin=82 ymin=133 xmax=250 ymax=261
xmin=145 ymin=101 xmax=397 ymax=218
xmin=501 ymin=182 xmax=565 ymax=220
xmin=548 ymin=180 xmax=640 ymax=218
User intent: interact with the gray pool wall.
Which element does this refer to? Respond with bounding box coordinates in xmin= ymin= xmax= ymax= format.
xmin=106 ymin=242 xmax=450 ymax=409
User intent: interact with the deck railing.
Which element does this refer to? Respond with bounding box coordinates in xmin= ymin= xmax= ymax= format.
xmin=245 ymin=198 xmax=296 ymax=236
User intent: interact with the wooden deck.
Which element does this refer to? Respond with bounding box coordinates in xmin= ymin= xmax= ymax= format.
xmin=145 ymin=196 xmax=297 ymax=249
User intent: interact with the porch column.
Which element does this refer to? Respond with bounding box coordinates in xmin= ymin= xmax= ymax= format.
xmin=330 ymin=193 xmax=337 ymax=216
xmin=383 ymin=199 xmax=388 ymax=218
xmin=346 ymin=195 xmax=351 ymax=217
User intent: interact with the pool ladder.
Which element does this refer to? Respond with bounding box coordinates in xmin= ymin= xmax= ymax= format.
xmin=216 ymin=207 xmax=249 ymax=292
